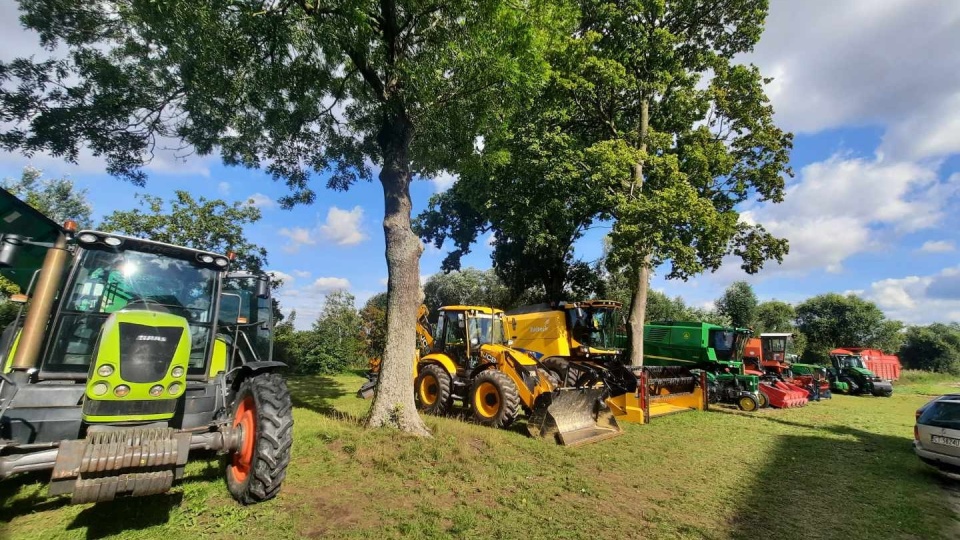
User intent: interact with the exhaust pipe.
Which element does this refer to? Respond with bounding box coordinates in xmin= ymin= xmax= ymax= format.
xmin=10 ymin=232 xmax=68 ymax=372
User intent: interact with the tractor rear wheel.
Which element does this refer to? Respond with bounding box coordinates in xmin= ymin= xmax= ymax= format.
xmin=226 ymin=372 xmax=294 ymax=504
xmin=737 ymin=394 xmax=760 ymax=412
xmin=757 ymin=390 xmax=770 ymax=409
xmin=415 ymin=364 xmax=452 ymax=415
xmin=470 ymin=370 xmax=520 ymax=428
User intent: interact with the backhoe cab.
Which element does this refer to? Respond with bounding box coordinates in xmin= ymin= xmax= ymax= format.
xmin=414 ymin=305 xmax=622 ymax=446
xmin=0 ymin=189 xmax=293 ymax=505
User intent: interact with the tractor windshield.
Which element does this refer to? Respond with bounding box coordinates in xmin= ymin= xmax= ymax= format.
xmin=220 ymin=275 xmax=273 ymax=362
xmin=467 ymin=313 xmax=505 ymax=346
xmin=45 ymin=247 xmax=218 ymax=373
xmin=838 ymin=355 xmax=866 ymax=369
xmin=762 ymin=336 xmax=794 ymax=362
xmin=710 ymin=330 xmax=736 ymax=360
xmin=568 ymin=307 xmax=620 ymax=350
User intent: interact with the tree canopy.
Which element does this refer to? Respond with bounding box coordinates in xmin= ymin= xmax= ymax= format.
xmin=716 ymin=281 xmax=759 ymax=329
xmin=1 ymin=166 xmax=93 ymax=227
xmin=795 ymin=293 xmax=904 ymax=363
xmin=899 ymin=323 xmax=960 ymax=374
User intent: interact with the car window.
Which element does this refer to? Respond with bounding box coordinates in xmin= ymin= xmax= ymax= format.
xmin=919 ymin=400 xmax=960 ymax=430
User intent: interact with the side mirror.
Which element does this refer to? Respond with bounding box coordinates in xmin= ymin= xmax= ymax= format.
xmin=507 ymin=339 xmax=514 ymax=346
xmin=0 ymin=234 xmax=24 ymax=268
xmin=256 ymin=275 xmax=271 ymax=299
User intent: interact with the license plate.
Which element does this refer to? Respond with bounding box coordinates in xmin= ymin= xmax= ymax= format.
xmin=932 ymin=435 xmax=960 ymax=448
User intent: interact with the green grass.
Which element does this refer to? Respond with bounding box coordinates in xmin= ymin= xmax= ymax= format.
xmin=3 ymin=372 xmax=959 ymax=539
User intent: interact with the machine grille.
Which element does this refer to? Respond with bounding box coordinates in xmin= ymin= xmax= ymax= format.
xmin=117 ymin=323 xmax=183 ymax=383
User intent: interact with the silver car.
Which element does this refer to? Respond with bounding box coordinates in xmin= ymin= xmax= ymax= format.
xmin=915 ymin=394 xmax=960 ymax=473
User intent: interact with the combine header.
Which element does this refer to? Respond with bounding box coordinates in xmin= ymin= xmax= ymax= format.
xmin=506 ymin=301 xmax=707 ymax=425
xmin=742 ymin=334 xmax=812 ymax=408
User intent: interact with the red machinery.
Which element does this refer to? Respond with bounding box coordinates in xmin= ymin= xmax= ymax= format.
xmin=742 ymin=333 xmax=811 ymax=408
xmin=842 ymin=348 xmax=901 ymax=381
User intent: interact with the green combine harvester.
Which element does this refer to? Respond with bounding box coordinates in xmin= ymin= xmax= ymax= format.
xmin=643 ymin=321 xmax=764 ymax=411
xmin=0 ymin=189 xmax=293 ymax=504
xmin=827 ymin=348 xmax=893 ymax=397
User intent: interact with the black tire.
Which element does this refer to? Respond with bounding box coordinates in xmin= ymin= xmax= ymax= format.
xmin=414 ymin=364 xmax=452 ymax=415
xmin=757 ymin=390 xmax=770 ymax=409
xmin=470 ymin=370 xmax=520 ymax=428
xmin=737 ymin=394 xmax=760 ymax=412
xmin=226 ymin=372 xmax=294 ymax=504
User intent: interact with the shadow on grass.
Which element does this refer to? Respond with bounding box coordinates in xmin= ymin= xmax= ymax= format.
xmin=287 ymin=375 xmax=352 ymax=418
xmin=728 ymin=418 xmax=955 ymax=539
xmin=66 ymin=492 xmax=185 ymax=539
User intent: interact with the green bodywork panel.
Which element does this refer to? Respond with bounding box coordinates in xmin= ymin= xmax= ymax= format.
xmin=210 ymin=337 xmax=228 ymax=378
xmin=83 ymin=309 xmax=191 ymax=422
xmin=2 ymin=329 xmax=21 ymax=374
xmin=0 ymin=188 xmax=67 ymax=292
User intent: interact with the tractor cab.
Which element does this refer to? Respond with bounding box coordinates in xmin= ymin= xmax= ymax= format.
xmin=430 ymin=305 xmax=506 ymax=370
xmin=828 ymin=348 xmax=893 ymax=397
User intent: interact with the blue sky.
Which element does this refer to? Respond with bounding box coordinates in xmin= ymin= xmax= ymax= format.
xmin=2 ymin=1 xmax=960 ymax=328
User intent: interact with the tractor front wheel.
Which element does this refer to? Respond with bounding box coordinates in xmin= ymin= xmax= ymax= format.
xmin=226 ymin=372 xmax=294 ymax=504
xmin=415 ymin=364 xmax=452 ymax=415
xmin=470 ymin=370 xmax=520 ymax=428
xmin=757 ymin=390 xmax=770 ymax=409
xmin=737 ymin=394 xmax=760 ymax=412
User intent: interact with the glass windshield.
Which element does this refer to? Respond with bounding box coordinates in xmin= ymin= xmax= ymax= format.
xmin=221 ymin=276 xmax=273 ymax=362
xmin=568 ymin=307 xmax=620 ymax=349
xmin=45 ymin=247 xmax=217 ymax=373
xmin=920 ymin=401 xmax=960 ymax=430
xmin=838 ymin=355 xmax=865 ymax=369
xmin=467 ymin=313 xmax=504 ymax=346
xmin=762 ymin=336 xmax=794 ymax=362
xmin=710 ymin=329 xmax=736 ymax=360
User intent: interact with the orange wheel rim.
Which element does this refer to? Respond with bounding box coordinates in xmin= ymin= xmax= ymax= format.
xmin=230 ymin=396 xmax=256 ymax=483
xmin=474 ymin=382 xmax=500 ymax=418
xmin=419 ymin=374 xmax=439 ymax=406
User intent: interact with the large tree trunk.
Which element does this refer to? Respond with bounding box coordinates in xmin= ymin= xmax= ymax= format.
xmin=366 ymin=113 xmax=430 ymax=436
xmin=627 ymin=98 xmax=650 ymax=368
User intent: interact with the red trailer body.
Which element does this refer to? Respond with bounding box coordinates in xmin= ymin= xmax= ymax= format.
xmin=844 ymin=348 xmax=901 ymax=381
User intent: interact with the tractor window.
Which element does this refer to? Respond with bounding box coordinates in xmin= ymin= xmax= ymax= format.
xmin=443 ymin=311 xmax=465 ymax=346
xmin=220 ymin=276 xmax=274 ymax=363
xmin=44 ymin=248 xmax=218 ymax=373
xmin=710 ymin=330 xmax=736 ymax=361
xmin=467 ymin=314 xmax=503 ymax=346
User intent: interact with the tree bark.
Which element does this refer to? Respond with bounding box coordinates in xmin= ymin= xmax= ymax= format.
xmin=627 ymin=98 xmax=650 ymax=367
xmin=366 ymin=112 xmax=431 ymax=436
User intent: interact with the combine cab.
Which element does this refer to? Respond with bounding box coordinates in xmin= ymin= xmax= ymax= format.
xmin=828 ymin=349 xmax=893 ymax=397
xmin=0 ymin=189 xmax=293 ymax=505
xmin=414 ymin=305 xmax=622 ymax=446
xmin=742 ymin=334 xmax=813 ymax=408
xmin=506 ymin=301 xmax=707 ymax=425
xmin=644 ymin=322 xmax=763 ymax=412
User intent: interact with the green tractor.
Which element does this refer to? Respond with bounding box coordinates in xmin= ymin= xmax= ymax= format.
xmin=0 ymin=189 xmax=293 ymax=504
xmin=643 ymin=321 xmax=764 ymax=411
xmin=827 ymin=348 xmax=893 ymax=397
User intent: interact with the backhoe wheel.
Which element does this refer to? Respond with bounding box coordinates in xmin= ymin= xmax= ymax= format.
xmin=737 ymin=394 xmax=760 ymax=412
xmin=415 ymin=364 xmax=452 ymax=415
xmin=470 ymin=370 xmax=520 ymax=428
xmin=226 ymin=372 xmax=294 ymax=505
xmin=757 ymin=390 xmax=770 ymax=409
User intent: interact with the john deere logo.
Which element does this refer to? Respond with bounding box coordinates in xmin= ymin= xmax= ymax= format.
xmin=136 ymin=335 xmax=167 ymax=342
xmin=682 ymin=332 xmax=691 ymax=339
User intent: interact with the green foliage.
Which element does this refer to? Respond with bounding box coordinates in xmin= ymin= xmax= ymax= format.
xmin=1 ymin=166 xmax=92 ymax=226
xmin=795 ymin=293 xmax=904 ymax=363
xmin=716 ymin=281 xmax=758 ymax=329
xmin=100 ymin=190 xmax=268 ymax=272
xmin=275 ymin=293 xmax=366 ymax=375
xmin=422 ymin=268 xmax=513 ymax=313
xmin=359 ymin=292 xmax=388 ymax=361
xmin=899 ymin=323 xmax=960 ymax=375
xmin=755 ymin=300 xmax=796 ymax=333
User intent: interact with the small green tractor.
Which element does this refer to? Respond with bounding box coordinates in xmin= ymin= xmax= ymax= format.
xmin=0 ymin=189 xmax=293 ymax=504
xmin=827 ymin=348 xmax=893 ymax=397
xmin=643 ymin=321 xmax=764 ymax=411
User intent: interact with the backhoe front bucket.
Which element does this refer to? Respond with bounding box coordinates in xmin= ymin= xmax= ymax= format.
xmin=527 ymin=389 xmax=622 ymax=447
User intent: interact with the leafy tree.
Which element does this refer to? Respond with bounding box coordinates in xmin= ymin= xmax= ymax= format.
xmin=565 ymin=0 xmax=793 ymax=365
xmin=359 ymin=292 xmax=388 ymax=361
xmin=755 ymin=300 xmax=796 ymax=333
xmin=101 ymin=190 xmax=268 ymax=273
xmin=1 ymin=0 xmax=551 ymax=435
xmin=2 ymin=166 xmax=92 ymax=226
xmin=306 ymin=291 xmax=364 ymax=374
xmin=795 ymin=293 xmax=904 ymax=363
xmin=900 ymin=323 xmax=960 ymax=374
xmin=422 ymin=268 xmax=513 ymax=314
xmin=716 ymin=281 xmax=758 ymax=329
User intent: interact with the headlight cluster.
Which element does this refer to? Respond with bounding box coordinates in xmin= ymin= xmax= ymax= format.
xmin=76 ymin=232 xmax=123 ymax=247
xmin=90 ymin=360 xmax=185 ymax=398
xmin=197 ymin=253 xmax=229 ymax=268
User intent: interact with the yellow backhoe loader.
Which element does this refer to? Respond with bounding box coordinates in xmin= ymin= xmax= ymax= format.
xmin=414 ymin=305 xmax=622 ymax=446
xmin=506 ymin=301 xmax=707 ymax=424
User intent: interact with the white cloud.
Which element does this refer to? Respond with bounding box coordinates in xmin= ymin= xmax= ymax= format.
xmin=267 ymin=270 xmax=294 ymax=287
xmin=741 ymin=154 xmax=958 ymax=276
xmin=273 ymin=276 xmax=353 ymax=329
xmin=311 ymin=276 xmax=351 ymax=292
xmin=292 ymin=270 xmax=312 ymax=279
xmin=919 ymin=240 xmax=956 ymax=254
xmin=218 ymin=181 xmax=231 ymax=195
xmin=379 ymin=277 xmax=389 ymax=287
xmin=863 ymin=266 xmax=960 ymax=323
xmin=429 ymin=171 xmax=457 ymax=192
xmin=278 ymin=226 xmax=315 ymax=253
xmin=319 ymin=206 xmax=367 ymax=245
xmin=746 ymin=1 xmax=960 ymax=161
xmin=247 ymin=193 xmax=275 ymax=209
xmin=485 ymin=233 xmax=496 ymax=250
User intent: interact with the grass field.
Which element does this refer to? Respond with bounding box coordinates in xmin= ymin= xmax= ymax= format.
xmin=3 ymin=370 xmax=960 ymax=539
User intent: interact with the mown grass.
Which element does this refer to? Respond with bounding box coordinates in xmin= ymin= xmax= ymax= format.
xmin=2 ymin=371 xmax=959 ymax=539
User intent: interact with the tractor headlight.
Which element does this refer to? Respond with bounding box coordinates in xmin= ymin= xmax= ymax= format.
xmin=149 ymin=385 xmax=164 ymax=397
xmin=214 ymin=257 xmax=229 ymax=268
xmin=199 ymin=254 xmax=214 ymax=263
xmin=77 ymin=233 xmax=98 ymax=244
xmin=103 ymin=236 xmax=123 ymax=247
xmin=92 ymin=382 xmax=109 ymax=396
xmin=114 ymin=385 xmax=130 ymax=397
xmin=97 ymin=364 xmax=115 ymax=377
xmin=171 ymin=366 xmax=184 ymax=378
xmin=168 ymin=382 xmax=182 ymax=395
